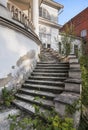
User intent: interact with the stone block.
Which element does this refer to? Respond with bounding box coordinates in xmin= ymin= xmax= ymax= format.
xmin=65 ymin=78 xmax=81 ymax=93
xmin=69 ymin=58 xmax=78 ymax=63
xmin=54 ymin=92 xmax=80 ymax=116
xmin=55 ymin=102 xmax=66 ymax=116
xmin=68 ymin=54 xmax=77 ymax=58
xmin=69 ymin=69 xmax=81 ymax=78
xmin=68 ymin=54 xmax=79 ymax=63
xmin=70 ymin=63 xmax=80 ymax=69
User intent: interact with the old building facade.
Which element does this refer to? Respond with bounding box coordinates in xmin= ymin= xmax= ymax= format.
xmin=39 ymin=0 xmax=63 ymax=49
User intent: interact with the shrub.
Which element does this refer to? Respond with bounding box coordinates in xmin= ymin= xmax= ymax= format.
xmin=80 ymin=56 xmax=88 ymax=106
xmin=2 ymin=87 xmax=15 ymax=107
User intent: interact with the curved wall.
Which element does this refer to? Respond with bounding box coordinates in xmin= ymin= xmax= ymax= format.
xmin=0 ymin=25 xmax=40 ymax=78
xmin=0 ymin=16 xmax=41 ymax=90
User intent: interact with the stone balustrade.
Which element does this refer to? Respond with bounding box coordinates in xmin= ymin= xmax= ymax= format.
xmin=7 ymin=1 xmax=34 ymax=31
xmin=54 ymin=54 xmax=81 ymax=129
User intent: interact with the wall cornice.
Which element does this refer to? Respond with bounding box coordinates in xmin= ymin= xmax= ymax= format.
xmin=39 ymin=17 xmax=61 ymax=29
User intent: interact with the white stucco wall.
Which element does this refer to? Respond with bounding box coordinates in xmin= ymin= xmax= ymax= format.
xmin=39 ymin=24 xmax=59 ymax=49
xmin=0 ymin=25 xmax=40 ymax=79
xmin=0 ymin=0 xmax=7 ymax=7
xmin=39 ymin=3 xmax=59 ymax=49
xmin=51 ymin=28 xmax=59 ymax=50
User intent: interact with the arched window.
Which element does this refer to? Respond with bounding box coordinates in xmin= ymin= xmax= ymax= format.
xmin=39 ymin=7 xmax=51 ymax=20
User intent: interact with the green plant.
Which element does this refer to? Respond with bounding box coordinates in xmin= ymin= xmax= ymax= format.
xmin=65 ymin=100 xmax=81 ymax=115
xmin=61 ymin=24 xmax=75 ymax=56
xmin=80 ymin=56 xmax=88 ymax=106
xmin=77 ymin=55 xmax=88 ymax=130
xmin=2 ymin=87 xmax=15 ymax=107
xmin=9 ymin=102 xmax=76 ymax=130
xmin=9 ymin=112 xmax=75 ymax=130
xmin=8 ymin=114 xmax=32 ymax=130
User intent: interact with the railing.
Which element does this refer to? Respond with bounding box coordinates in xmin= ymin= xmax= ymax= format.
xmin=7 ymin=2 xmax=34 ymax=31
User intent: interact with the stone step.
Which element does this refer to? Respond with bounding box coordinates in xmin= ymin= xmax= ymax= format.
xmin=37 ymin=64 xmax=69 ymax=68
xmin=15 ymin=93 xmax=54 ymax=109
xmin=25 ymin=79 xmax=64 ymax=87
xmin=37 ymin=63 xmax=69 ymax=67
xmin=33 ymin=69 xmax=68 ymax=73
xmin=22 ymin=83 xmax=64 ymax=93
xmin=31 ymin=72 xmax=68 ymax=77
xmin=13 ymin=99 xmax=35 ymax=114
xmin=29 ymin=76 xmax=67 ymax=81
xmin=18 ymin=88 xmax=57 ymax=99
xmin=37 ymin=62 xmax=69 ymax=65
xmin=13 ymin=100 xmax=50 ymax=116
xmin=35 ymin=66 xmax=69 ymax=70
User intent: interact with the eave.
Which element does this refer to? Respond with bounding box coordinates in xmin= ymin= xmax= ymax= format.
xmin=42 ymin=0 xmax=64 ymax=10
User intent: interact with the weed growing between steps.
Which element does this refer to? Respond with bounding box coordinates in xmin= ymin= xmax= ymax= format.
xmin=8 ymin=105 xmax=76 ymax=130
xmin=65 ymin=99 xmax=81 ymax=115
xmin=9 ymin=111 xmax=75 ymax=130
xmin=0 ymin=87 xmax=15 ymax=108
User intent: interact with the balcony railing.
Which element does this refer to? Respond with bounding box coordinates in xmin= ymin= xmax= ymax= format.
xmin=7 ymin=1 xmax=34 ymax=31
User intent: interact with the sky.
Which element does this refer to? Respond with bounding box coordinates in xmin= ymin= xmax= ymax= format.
xmin=54 ymin=0 xmax=88 ymax=25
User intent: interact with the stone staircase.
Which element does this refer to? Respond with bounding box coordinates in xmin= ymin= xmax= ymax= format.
xmin=13 ymin=48 xmax=69 ymax=114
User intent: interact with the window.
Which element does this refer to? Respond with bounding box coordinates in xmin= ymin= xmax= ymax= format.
xmin=39 ymin=7 xmax=42 ymax=17
xmin=39 ymin=33 xmax=51 ymax=44
xmin=59 ymin=42 xmax=61 ymax=54
xmin=39 ymin=7 xmax=51 ymax=20
xmin=47 ymin=44 xmax=51 ymax=48
xmin=81 ymin=29 xmax=87 ymax=37
xmin=74 ymin=45 xmax=78 ymax=57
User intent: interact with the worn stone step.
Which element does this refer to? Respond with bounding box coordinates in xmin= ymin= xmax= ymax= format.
xmin=37 ymin=62 xmax=69 ymax=65
xmin=13 ymin=99 xmax=35 ymax=114
xmin=35 ymin=66 xmax=69 ymax=70
xmin=29 ymin=76 xmax=67 ymax=81
xmin=18 ymin=88 xmax=57 ymax=99
xmin=13 ymin=100 xmax=51 ymax=116
xmin=22 ymin=83 xmax=64 ymax=93
xmin=33 ymin=69 xmax=68 ymax=73
xmin=37 ymin=65 xmax=69 ymax=68
xmin=25 ymin=79 xmax=64 ymax=87
xmin=15 ymin=93 xmax=54 ymax=109
xmin=39 ymin=60 xmax=59 ymax=63
xmin=37 ymin=63 xmax=69 ymax=66
xmin=31 ymin=72 xmax=68 ymax=77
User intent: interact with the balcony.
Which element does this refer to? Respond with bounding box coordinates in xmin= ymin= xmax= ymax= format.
xmin=7 ymin=1 xmax=34 ymax=31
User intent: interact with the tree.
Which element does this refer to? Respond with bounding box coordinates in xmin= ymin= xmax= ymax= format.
xmin=61 ymin=24 xmax=75 ymax=56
